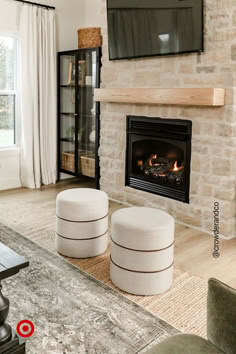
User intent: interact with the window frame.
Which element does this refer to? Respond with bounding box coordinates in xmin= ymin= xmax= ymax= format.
xmin=0 ymin=32 xmax=18 ymax=149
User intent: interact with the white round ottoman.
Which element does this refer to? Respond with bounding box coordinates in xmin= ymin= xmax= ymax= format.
xmin=110 ymin=207 xmax=175 ymax=295
xmin=56 ymin=188 xmax=109 ymax=258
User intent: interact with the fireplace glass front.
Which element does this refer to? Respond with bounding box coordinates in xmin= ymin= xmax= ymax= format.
xmin=126 ymin=116 xmax=192 ymax=203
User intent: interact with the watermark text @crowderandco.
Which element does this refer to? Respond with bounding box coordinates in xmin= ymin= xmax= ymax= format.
xmin=213 ymin=202 xmax=220 ymax=258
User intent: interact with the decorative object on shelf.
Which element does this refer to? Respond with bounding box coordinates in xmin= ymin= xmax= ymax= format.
xmin=78 ymin=127 xmax=85 ymax=142
xmin=89 ymin=130 xmax=96 ymax=143
xmin=68 ymin=60 xmax=86 ymax=86
xmin=61 ymin=151 xmax=75 ymax=172
xmin=80 ymin=150 xmax=95 ymax=178
xmin=78 ymin=60 xmax=86 ymax=86
xmin=85 ymin=75 xmax=92 ymax=86
xmin=70 ymin=91 xmax=75 ymax=104
xmin=78 ymin=27 xmax=102 ymax=48
xmin=91 ymin=101 xmax=96 ymax=114
xmin=66 ymin=126 xmax=75 ymax=141
xmin=61 ymin=150 xmax=95 ymax=178
xmin=92 ymin=51 xmax=97 ymax=85
xmin=68 ymin=61 xmax=75 ymax=85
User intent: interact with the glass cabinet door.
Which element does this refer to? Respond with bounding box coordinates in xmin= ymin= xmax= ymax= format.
xmin=59 ymin=53 xmax=77 ymax=174
xmin=77 ymin=49 xmax=98 ymax=178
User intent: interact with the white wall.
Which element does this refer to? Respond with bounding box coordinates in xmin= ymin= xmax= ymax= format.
xmin=0 ymin=149 xmax=21 ymax=190
xmin=0 ymin=0 xmax=19 ymax=33
xmin=0 ymin=0 xmax=85 ymax=50
xmin=84 ymin=0 xmax=103 ymax=27
xmin=33 ymin=0 xmax=85 ymax=51
xmin=0 ymin=0 xmax=85 ymax=190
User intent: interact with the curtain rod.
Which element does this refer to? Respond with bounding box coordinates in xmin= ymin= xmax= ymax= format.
xmin=14 ymin=0 xmax=55 ymax=10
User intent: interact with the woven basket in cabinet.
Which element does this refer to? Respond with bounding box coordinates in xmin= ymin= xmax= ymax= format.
xmin=61 ymin=151 xmax=95 ymax=178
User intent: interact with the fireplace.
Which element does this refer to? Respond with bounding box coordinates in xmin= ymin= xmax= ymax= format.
xmin=125 ymin=116 xmax=192 ymax=203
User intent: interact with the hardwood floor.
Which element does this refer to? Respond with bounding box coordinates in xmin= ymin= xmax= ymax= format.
xmin=1 ymin=178 xmax=236 ymax=288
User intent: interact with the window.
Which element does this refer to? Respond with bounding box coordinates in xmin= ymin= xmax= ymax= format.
xmin=0 ymin=35 xmax=17 ymax=148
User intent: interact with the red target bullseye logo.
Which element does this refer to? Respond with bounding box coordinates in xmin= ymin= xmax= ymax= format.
xmin=16 ymin=320 xmax=35 ymax=338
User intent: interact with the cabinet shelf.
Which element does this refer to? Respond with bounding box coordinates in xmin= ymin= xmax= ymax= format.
xmin=59 ymin=168 xmax=76 ymax=176
xmin=79 ymin=113 xmax=96 ymax=119
xmin=60 ymin=138 xmax=75 ymax=143
xmin=60 ymin=113 xmax=95 ymax=119
xmin=60 ymin=136 xmax=95 ymax=143
xmin=60 ymin=113 xmax=77 ymax=116
xmin=59 ymin=168 xmax=96 ymax=179
xmin=79 ymin=143 xmax=95 ymax=150
xmin=80 ymin=85 xmax=94 ymax=89
xmin=60 ymin=85 xmax=76 ymax=88
xmin=60 ymin=85 xmax=94 ymax=89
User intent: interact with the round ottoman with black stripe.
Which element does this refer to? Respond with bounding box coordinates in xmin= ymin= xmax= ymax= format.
xmin=56 ymin=188 xmax=109 ymax=258
xmin=110 ymin=207 xmax=175 ymax=295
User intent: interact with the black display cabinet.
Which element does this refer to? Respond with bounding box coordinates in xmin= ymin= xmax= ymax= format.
xmin=57 ymin=47 xmax=101 ymax=189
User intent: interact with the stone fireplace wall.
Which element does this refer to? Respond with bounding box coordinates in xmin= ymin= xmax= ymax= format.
xmin=98 ymin=0 xmax=236 ymax=238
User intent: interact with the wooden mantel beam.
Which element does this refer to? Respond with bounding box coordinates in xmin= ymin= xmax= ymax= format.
xmin=94 ymin=88 xmax=226 ymax=107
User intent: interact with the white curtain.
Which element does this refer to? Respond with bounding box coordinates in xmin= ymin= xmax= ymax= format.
xmin=19 ymin=5 xmax=57 ymax=188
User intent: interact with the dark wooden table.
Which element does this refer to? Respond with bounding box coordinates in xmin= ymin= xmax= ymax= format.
xmin=0 ymin=242 xmax=29 ymax=354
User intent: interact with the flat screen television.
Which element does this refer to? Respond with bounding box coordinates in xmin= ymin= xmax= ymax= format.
xmin=107 ymin=0 xmax=204 ymax=60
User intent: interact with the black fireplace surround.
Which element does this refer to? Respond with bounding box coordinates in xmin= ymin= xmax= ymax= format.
xmin=125 ymin=116 xmax=192 ymax=203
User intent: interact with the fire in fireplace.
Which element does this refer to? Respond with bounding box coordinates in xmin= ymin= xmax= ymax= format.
xmin=126 ymin=116 xmax=192 ymax=203
xmin=140 ymin=154 xmax=184 ymax=184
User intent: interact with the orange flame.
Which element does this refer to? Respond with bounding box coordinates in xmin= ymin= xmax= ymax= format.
xmin=172 ymin=161 xmax=183 ymax=172
xmin=149 ymin=154 xmax=158 ymax=167
xmin=137 ymin=160 xmax=143 ymax=167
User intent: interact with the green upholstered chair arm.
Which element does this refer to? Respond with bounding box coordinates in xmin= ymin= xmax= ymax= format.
xmin=207 ymin=278 xmax=236 ymax=354
xmin=144 ymin=278 xmax=236 ymax=354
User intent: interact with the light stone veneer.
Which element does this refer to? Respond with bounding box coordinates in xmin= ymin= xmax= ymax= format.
xmin=98 ymin=0 xmax=236 ymax=239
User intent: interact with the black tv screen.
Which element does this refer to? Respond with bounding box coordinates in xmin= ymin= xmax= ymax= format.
xmin=107 ymin=0 xmax=204 ymax=60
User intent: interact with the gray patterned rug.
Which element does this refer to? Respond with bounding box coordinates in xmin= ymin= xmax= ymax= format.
xmin=0 ymin=223 xmax=179 ymax=354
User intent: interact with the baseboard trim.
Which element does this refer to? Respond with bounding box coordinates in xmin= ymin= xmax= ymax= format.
xmin=0 ymin=178 xmax=22 ymax=191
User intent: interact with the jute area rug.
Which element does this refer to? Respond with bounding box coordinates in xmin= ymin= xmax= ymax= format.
xmin=0 ymin=200 xmax=208 ymax=338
